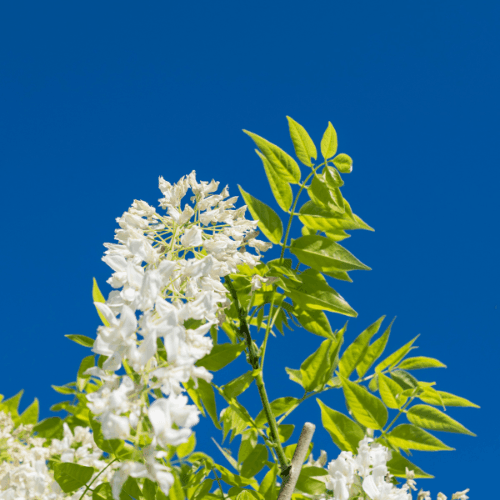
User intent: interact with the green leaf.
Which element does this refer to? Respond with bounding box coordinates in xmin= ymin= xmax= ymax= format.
xmin=293 ymin=305 xmax=333 ymax=338
xmin=215 ymin=464 xmax=258 ymax=489
xmin=290 ymin=235 xmax=370 ymax=273
xmin=273 ymin=424 xmax=295 ymax=443
xmin=19 ymin=398 xmax=39 ymax=425
xmin=407 ymin=405 xmax=475 ymax=436
xmin=287 ymin=116 xmax=317 ymax=166
xmin=238 ymin=186 xmax=283 ymax=244
xmin=77 ymin=355 xmax=95 ymax=391
xmin=224 ymin=372 xmax=255 ymax=399
xmin=299 ymin=200 xmax=374 ymax=231
xmin=177 ymin=433 xmax=196 ymax=458
xmin=419 ymin=390 xmax=479 ymax=408
xmin=0 ymin=390 xmax=23 ymax=418
xmin=33 ymin=416 xmax=64 ymax=439
xmin=243 ymin=130 xmax=301 ymax=183
xmin=368 ymin=376 xmax=378 ymax=393
xmin=120 ymin=477 xmax=142 ymax=500
xmin=93 ymin=483 xmax=114 ymax=500
xmin=197 ymin=379 xmax=221 ymax=429
xmin=295 ymin=466 xmax=328 ymax=495
xmin=197 ymin=343 xmax=246 ymax=371
xmin=301 ymin=339 xmax=334 ymax=392
xmin=324 ymin=166 xmax=343 ymax=188
xmin=285 ymin=269 xmax=357 ymax=318
xmin=167 ymin=471 xmax=185 ymax=500
xmin=255 ymin=397 xmax=299 ymax=427
xmin=285 ymin=367 xmax=303 ymax=387
xmin=308 ymin=174 xmax=344 ymax=214
xmin=78 ymin=355 xmax=95 ymax=378
xmin=238 ymin=430 xmax=258 ymax=463
xmin=184 ymin=379 xmax=206 ymax=417
xmin=378 ymin=373 xmax=406 ymax=410
xmin=284 ymin=442 xmax=313 ymax=462
xmin=387 ymin=424 xmax=454 ymax=451
xmin=259 ymin=464 xmax=278 ymax=500
xmin=332 ymin=153 xmax=353 ymax=174
xmin=340 ymin=376 xmax=388 ymax=430
xmin=386 ymin=450 xmax=434 ymax=478
xmin=240 ymin=444 xmax=268 ymax=478
xmin=213 ymin=438 xmax=240 ymax=470
xmin=93 ymin=277 xmax=109 ymax=326
xmin=142 ymin=479 xmax=157 ymax=500
xmin=237 ymin=491 xmax=262 ymax=500
xmin=356 ymin=319 xmax=394 ymax=378
xmin=89 ymin=416 xmax=125 ymax=456
xmin=323 ymin=232 xmax=350 ymax=245
xmin=51 ymin=385 xmax=76 ymax=395
xmin=390 ymin=370 xmax=419 ymax=390
xmin=318 ymin=399 xmax=364 ymax=453
xmin=255 ymin=150 xmax=293 ymax=212
xmin=398 ymin=357 xmax=447 ymax=370
xmin=375 ymin=336 xmax=419 ymax=373
xmin=339 ymin=317 xmax=384 ymax=378
xmin=320 ymin=122 xmax=338 ymax=160
xmin=65 ymin=334 xmax=95 ymax=348
xmin=323 ymin=169 xmax=345 ymax=211
xmin=192 ymin=479 xmax=214 ymax=500
xmin=219 ymin=400 xmax=255 ymax=441
xmin=54 ymin=463 xmax=94 ymax=493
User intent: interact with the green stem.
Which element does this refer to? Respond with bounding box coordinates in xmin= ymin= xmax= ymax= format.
xmin=260 ymin=292 xmax=278 ymax=371
xmin=279 ymin=163 xmax=324 ymax=262
xmin=224 ymin=277 xmax=289 ymax=475
xmin=212 ymin=468 xmax=227 ymax=500
xmin=79 ymin=458 xmax=118 ymax=500
xmin=224 ymin=277 xmax=259 ymax=368
xmin=254 ymin=370 xmax=289 ymax=474
xmin=383 ymin=397 xmax=414 ymax=435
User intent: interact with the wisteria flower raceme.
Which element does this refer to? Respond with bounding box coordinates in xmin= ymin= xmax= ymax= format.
xmin=0 ymin=412 xmax=116 ymax=500
xmin=84 ymin=172 xmax=270 ymax=499
xmin=317 ymin=436 xmax=471 ymax=500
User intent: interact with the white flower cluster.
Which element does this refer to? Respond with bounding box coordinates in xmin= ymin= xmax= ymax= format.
xmin=317 ymin=437 xmax=470 ymax=500
xmin=86 ymin=172 xmax=269 ymax=499
xmin=0 ymin=412 xmax=114 ymax=500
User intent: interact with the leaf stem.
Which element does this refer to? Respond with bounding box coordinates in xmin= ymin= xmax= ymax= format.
xmin=212 ymin=467 xmax=227 ymax=500
xmin=224 ymin=277 xmax=289 ymax=475
xmin=277 ymin=384 xmax=337 ymax=425
xmin=78 ymin=458 xmax=118 ymax=500
xmin=382 ymin=396 xmax=414 ymax=435
xmin=279 ymin=163 xmax=324 ymax=262
xmin=260 ymin=293 xmax=279 ymax=371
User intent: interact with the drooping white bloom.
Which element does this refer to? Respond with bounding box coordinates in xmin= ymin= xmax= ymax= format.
xmin=0 ymin=412 xmax=115 ymax=500
xmin=86 ymin=172 xmax=269 ymax=500
xmin=148 ymin=395 xmax=199 ymax=447
xmin=325 ymin=437 xmax=412 ymax=500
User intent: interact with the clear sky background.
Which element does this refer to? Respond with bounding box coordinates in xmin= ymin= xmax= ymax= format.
xmin=1 ymin=1 xmax=498 ymax=496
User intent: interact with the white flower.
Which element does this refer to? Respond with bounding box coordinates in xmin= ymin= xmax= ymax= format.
xmin=148 ymin=396 xmax=198 ymax=447
xmin=418 ymin=490 xmax=432 ymax=500
xmin=111 ymin=461 xmax=149 ymax=500
xmin=452 ymin=489 xmax=470 ymax=500
xmin=181 ymin=226 xmax=203 ymax=248
xmin=101 ymin=413 xmax=130 ymax=440
xmin=85 ymin=171 xmax=268 ymax=497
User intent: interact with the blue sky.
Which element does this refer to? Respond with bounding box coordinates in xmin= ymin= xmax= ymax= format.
xmin=1 ymin=0 xmax=498 ymax=495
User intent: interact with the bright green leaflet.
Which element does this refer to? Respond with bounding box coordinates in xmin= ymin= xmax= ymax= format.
xmin=238 ymin=185 xmax=283 ymax=244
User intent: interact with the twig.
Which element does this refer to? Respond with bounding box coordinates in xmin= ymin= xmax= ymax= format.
xmin=277 ymin=422 xmax=315 ymax=500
